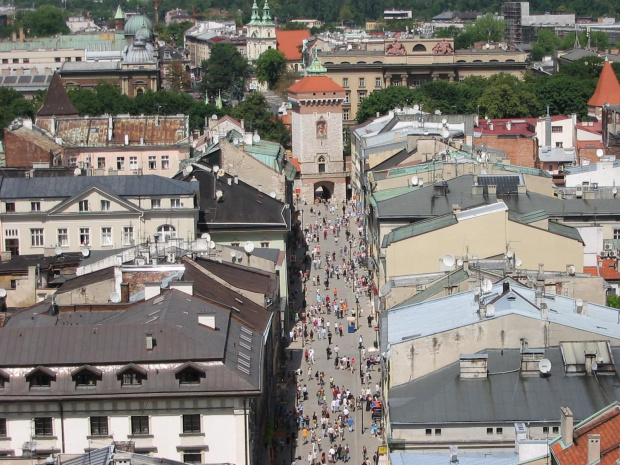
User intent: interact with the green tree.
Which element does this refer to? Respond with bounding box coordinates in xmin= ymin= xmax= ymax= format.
xmin=165 ymin=61 xmax=192 ymax=92
xmin=535 ymin=74 xmax=596 ymax=118
xmin=0 ymin=88 xmax=35 ymax=140
xmin=200 ymin=43 xmax=250 ymax=102
xmin=477 ymin=83 xmax=527 ymax=118
xmin=256 ymin=49 xmax=288 ymax=89
xmin=19 ymin=5 xmax=69 ymax=37
xmin=608 ymin=295 xmax=620 ymax=309
xmin=454 ymin=14 xmax=506 ymax=48
xmin=530 ymin=28 xmax=561 ymax=61
xmin=157 ymin=21 xmax=194 ymax=46
xmin=231 ymin=91 xmax=290 ymax=147
xmin=355 ymin=86 xmax=418 ymax=123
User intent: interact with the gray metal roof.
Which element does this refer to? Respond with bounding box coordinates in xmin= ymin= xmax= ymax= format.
xmin=393 ymin=268 xmax=471 ymax=307
xmin=389 ymin=347 xmax=620 ymax=425
xmin=381 ymin=280 xmax=620 ymax=350
xmin=0 ymin=175 xmax=196 ymax=199
xmin=389 ymin=451 xmax=519 ymax=465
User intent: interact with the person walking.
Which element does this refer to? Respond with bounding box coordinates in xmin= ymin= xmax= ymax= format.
xmin=362 ymin=445 xmax=367 ymax=460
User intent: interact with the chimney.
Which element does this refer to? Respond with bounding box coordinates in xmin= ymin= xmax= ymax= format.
xmin=489 ymin=123 xmax=494 ymax=131
xmin=585 ymin=353 xmax=596 ymax=375
xmin=19 ymin=27 xmax=24 ymax=42
xmin=560 ymin=406 xmax=574 ymax=446
xmin=517 ymin=184 xmax=526 ymax=194
xmin=506 ymin=121 xmax=512 ymax=131
xmin=145 ymin=332 xmax=154 ymax=350
xmin=459 ymin=354 xmax=488 ymax=379
xmin=488 ymin=184 xmax=497 ymax=195
xmin=503 ymin=281 xmax=510 ymax=294
xmin=541 ymin=302 xmax=548 ymax=320
xmin=198 ymin=313 xmax=216 ymax=329
xmin=588 ymin=434 xmax=601 ymax=465
xmin=240 ymin=119 xmax=245 ymax=131
xmin=545 ymin=107 xmax=552 ymax=147
xmin=120 ymin=282 xmax=129 ymax=303
xmin=462 ymin=256 xmax=469 ymax=272
xmin=452 ymin=204 xmax=461 ymax=213
xmin=472 ymin=185 xmax=484 ymax=195
xmin=169 ymin=281 xmax=193 ymax=296
xmin=144 ymin=282 xmax=161 ymax=300
xmin=234 ymin=175 xmax=239 ymax=184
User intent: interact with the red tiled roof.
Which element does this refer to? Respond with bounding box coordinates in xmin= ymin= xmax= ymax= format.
xmin=276 ymin=29 xmax=310 ymax=61
xmin=576 ymin=140 xmax=603 ymax=149
xmin=583 ymin=266 xmax=599 ymax=277
xmin=577 ymin=121 xmax=603 ymax=135
xmin=216 ymin=115 xmax=242 ymax=128
xmin=552 ymin=406 xmax=620 ymax=465
xmin=588 ymin=60 xmax=620 ymax=107
xmin=288 ymin=76 xmax=344 ymax=93
xmin=477 ymin=119 xmax=535 ymax=137
xmin=597 ymin=257 xmax=620 ymax=280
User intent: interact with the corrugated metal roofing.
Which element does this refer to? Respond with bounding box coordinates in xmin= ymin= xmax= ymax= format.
xmin=382 ymin=214 xmax=457 ymax=247
xmin=0 ymin=175 xmax=196 ymax=199
xmin=393 ymin=268 xmax=471 ymax=307
xmin=548 ymin=221 xmax=584 ymax=244
xmin=389 ymin=451 xmax=519 ymax=465
xmin=370 ymin=185 xmax=419 ymax=207
xmin=509 ymin=209 xmax=549 ymax=224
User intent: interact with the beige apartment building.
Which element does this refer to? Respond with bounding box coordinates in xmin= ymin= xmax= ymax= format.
xmin=316 ymin=37 xmax=528 ymax=121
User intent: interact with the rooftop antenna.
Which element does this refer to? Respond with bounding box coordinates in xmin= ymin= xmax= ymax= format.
xmin=573 ymin=24 xmax=580 ymax=49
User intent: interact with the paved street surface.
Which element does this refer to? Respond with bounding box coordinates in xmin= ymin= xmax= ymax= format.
xmin=273 ymin=198 xmax=386 ymax=465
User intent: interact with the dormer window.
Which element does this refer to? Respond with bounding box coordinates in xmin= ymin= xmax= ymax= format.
xmin=26 ymin=366 xmax=56 ymax=389
xmin=117 ymin=363 xmax=147 ymax=387
xmin=175 ymin=362 xmax=206 ymax=385
xmin=0 ymin=369 xmax=9 ymax=388
xmin=71 ymin=365 xmax=102 ymax=388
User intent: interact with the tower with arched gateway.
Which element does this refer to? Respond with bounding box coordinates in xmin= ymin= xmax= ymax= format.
xmin=287 ymin=58 xmax=347 ymax=201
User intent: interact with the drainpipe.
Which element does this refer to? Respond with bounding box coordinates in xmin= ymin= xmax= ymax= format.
xmin=58 ymin=401 xmax=66 ymax=453
xmin=244 ymin=397 xmax=249 ymax=465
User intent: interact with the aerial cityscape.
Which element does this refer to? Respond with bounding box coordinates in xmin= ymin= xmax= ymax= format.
xmin=0 ymin=1 xmax=620 ymax=465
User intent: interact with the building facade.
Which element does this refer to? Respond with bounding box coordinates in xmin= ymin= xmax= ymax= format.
xmin=245 ymin=0 xmax=276 ymax=63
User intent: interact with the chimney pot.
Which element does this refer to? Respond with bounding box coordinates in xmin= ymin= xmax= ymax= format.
xmin=588 ymin=434 xmax=601 ymax=465
xmin=560 ymin=406 xmax=574 ymax=446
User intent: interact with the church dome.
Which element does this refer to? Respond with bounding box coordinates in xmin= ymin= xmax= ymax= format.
xmin=124 ymin=37 xmax=154 ymax=63
xmin=135 ymin=27 xmax=152 ymax=41
xmin=124 ymin=14 xmax=153 ymax=36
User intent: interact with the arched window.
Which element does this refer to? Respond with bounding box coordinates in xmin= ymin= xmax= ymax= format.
xmin=412 ymin=44 xmax=427 ymax=52
xmin=157 ymin=224 xmax=176 ymax=241
xmin=136 ymin=88 xmax=144 ymax=96
xmin=318 ymin=156 xmax=326 ymax=173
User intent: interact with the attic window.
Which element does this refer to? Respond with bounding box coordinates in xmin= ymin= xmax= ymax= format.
xmin=175 ymin=362 xmax=206 ymax=385
xmin=71 ymin=365 xmax=102 ymax=388
xmin=117 ymin=363 xmax=147 ymax=386
xmin=26 ymin=366 xmax=56 ymax=389
xmin=0 ymin=369 xmax=9 ymax=388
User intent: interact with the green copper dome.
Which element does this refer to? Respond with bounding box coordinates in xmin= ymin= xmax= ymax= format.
xmin=124 ymin=14 xmax=153 ymax=36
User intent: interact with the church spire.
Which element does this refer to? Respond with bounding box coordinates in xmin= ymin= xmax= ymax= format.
xmin=249 ymin=0 xmax=260 ymax=23
xmin=262 ymin=0 xmax=272 ymax=22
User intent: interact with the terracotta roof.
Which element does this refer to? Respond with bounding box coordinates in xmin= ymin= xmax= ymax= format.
xmin=37 ymin=72 xmax=79 ymax=117
xmin=477 ymin=119 xmax=535 ymax=137
xmin=276 ymin=29 xmax=310 ymax=61
xmin=552 ymin=404 xmax=620 ymax=465
xmin=576 ymin=140 xmax=604 ymax=149
xmin=287 ymin=76 xmax=344 ymax=93
xmin=588 ymin=60 xmax=620 ymax=107
xmin=597 ymin=256 xmax=620 ymax=280
xmin=583 ymin=266 xmax=599 ymax=277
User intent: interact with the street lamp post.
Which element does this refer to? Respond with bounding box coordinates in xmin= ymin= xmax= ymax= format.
xmin=359 ymin=349 xmax=364 ymax=434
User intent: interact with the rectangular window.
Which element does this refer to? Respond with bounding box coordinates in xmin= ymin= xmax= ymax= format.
xmin=542 ymin=426 xmax=549 ymax=434
xmin=551 ymin=126 xmax=563 ymax=133
xmin=98 ymin=157 xmax=106 ymax=169
xmin=149 ymin=156 xmax=157 ymax=170
xmin=79 ymin=227 xmax=90 ymax=246
xmin=79 ymin=200 xmax=89 ymax=212
xmin=130 ymin=156 xmax=138 ymax=170
xmin=171 ymin=198 xmax=181 ymax=209
xmin=151 ymin=199 xmax=161 ymax=209
xmin=555 ymin=142 xmax=563 ymax=148
xmin=183 ymin=451 xmax=202 ymax=464
xmin=101 ymin=200 xmax=110 ymax=211
xmin=231 ymin=242 xmax=240 ymax=247
xmin=131 ymin=416 xmax=149 ymax=435
xmin=161 ymin=155 xmax=170 ymax=169
xmin=0 ymin=418 xmax=5 ymax=437
xmin=10 ymin=280 xmax=16 ymax=290
xmin=69 ymin=157 xmax=77 ymax=167
xmin=435 ymin=428 xmax=441 ymax=435
xmin=1 ymin=59 xmax=6 ymax=64
xmin=358 ymin=91 xmax=367 ymax=104
xmin=31 ymin=201 xmax=41 ymax=212
xmin=487 ymin=427 xmax=493 ymax=434
xmin=12 ymin=58 xmax=18 ymax=64
xmin=496 ymin=427 xmax=503 ymax=434
xmin=123 ymin=227 xmax=134 ymax=245
xmin=6 ymin=202 xmax=15 ymax=213
xmin=90 ymin=416 xmax=108 ymax=436
xmin=342 ymin=77 xmax=349 ymax=88
xmin=122 ymin=373 xmax=141 ymax=386
xmin=30 ymin=229 xmax=44 ymax=247
xmin=183 ymin=414 xmax=201 ymax=433
xmin=34 ymin=417 xmax=53 ymax=436
xmin=343 ymin=110 xmax=349 ymax=121
xmin=55 ymin=57 xmax=61 ymax=62
xmin=101 ymin=227 xmax=112 ymax=246
xmin=425 ymin=429 xmax=432 ymax=436
xmin=260 ymin=241 xmax=270 ymax=247
xmin=614 ymin=229 xmax=620 ymax=240
xmin=411 ymin=79 xmax=425 ymax=87
xmin=57 ymin=229 xmax=68 ymax=247
xmin=23 ymin=58 xmax=29 ymax=64
xmin=359 ymin=78 xmax=365 ymax=88
xmin=375 ymin=77 xmax=382 ymax=87
xmin=117 ymin=157 xmax=125 ymax=170
xmin=391 ymin=79 xmax=401 ymax=86
xmin=344 ymin=92 xmax=350 ymax=104
xmin=552 ymin=426 xmax=559 ymax=434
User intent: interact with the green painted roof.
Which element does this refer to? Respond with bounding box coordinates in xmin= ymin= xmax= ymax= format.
xmin=493 ymin=162 xmax=552 ymax=178
xmin=508 ymin=209 xmax=549 ymax=224
xmin=369 ymin=185 xmax=419 ymax=208
xmin=115 ymin=5 xmax=125 ymax=19
xmin=393 ymin=268 xmax=471 ymax=308
xmin=548 ymin=221 xmax=584 ymax=244
xmin=371 ymin=161 xmax=444 ymax=180
xmin=244 ymin=140 xmax=285 ymax=171
xmin=382 ymin=214 xmax=458 ymax=248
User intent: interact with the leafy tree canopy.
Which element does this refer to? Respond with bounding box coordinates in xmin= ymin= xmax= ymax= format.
xmin=256 ymin=49 xmax=288 ymax=89
xmin=200 ymin=43 xmax=250 ymax=102
xmin=231 ymin=91 xmax=291 ymax=147
xmin=0 ymin=88 xmax=35 ymax=140
xmin=17 ymin=5 xmax=69 ymax=37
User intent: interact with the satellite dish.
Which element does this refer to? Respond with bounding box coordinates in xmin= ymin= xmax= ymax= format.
xmin=253 ymin=134 xmax=261 ymax=143
xmin=442 ymin=253 xmax=455 ymax=267
xmin=413 ymin=104 xmax=419 ymax=111
xmin=218 ymin=169 xmax=226 ymax=177
xmin=110 ymin=292 xmax=121 ymax=303
xmin=486 ymin=304 xmax=495 ymax=316
xmin=0 ymin=288 xmax=7 ymax=298
xmin=506 ymin=250 xmax=514 ymax=258
xmin=419 ymin=180 xmax=424 ymax=187
xmin=457 ymin=258 xmax=463 ymax=267
xmin=211 ymin=114 xmax=218 ymax=120
xmin=442 ymin=128 xmax=450 ymax=139
xmin=568 ymin=265 xmax=576 ymax=275
xmin=236 ymin=252 xmax=243 ymax=260
xmin=539 ymin=358 xmax=552 ymax=374
xmin=244 ymin=241 xmax=255 ymax=254
xmin=481 ymin=279 xmax=492 ymax=293
xmin=515 ymin=257 xmax=522 ymax=267
xmin=208 ymin=241 xmax=216 ymax=249
xmin=55 ymin=246 xmax=63 ymax=256
xmin=81 ymin=248 xmax=90 ymax=257
xmin=411 ymin=176 xmax=419 ymax=186
xmin=441 ymin=118 xmax=447 ymax=125
xmin=215 ymin=190 xmax=223 ymax=200
xmin=270 ymin=191 xmax=276 ymax=198
xmin=596 ymin=149 xmax=604 ymax=158
xmin=213 ymin=165 xmax=220 ymax=173
xmin=613 ymin=187 xmax=618 ymax=195
xmin=230 ymin=250 xmax=237 ymax=258
xmin=201 ymin=233 xmax=211 ymax=241
xmin=184 ymin=165 xmax=194 ymax=175
xmin=473 ymin=287 xmax=481 ymax=296
xmin=74 ymin=167 xmax=81 ymax=176
xmin=576 ymin=298 xmax=584 ymax=307
xmin=592 ymin=361 xmax=599 ymax=371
